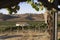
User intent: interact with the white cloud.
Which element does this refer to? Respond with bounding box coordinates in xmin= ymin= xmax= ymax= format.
xmin=0 ymin=2 xmax=46 ymax=14
xmin=0 ymin=9 xmax=9 ymax=14
xmin=17 ymin=2 xmax=46 ymax=14
xmin=58 ymin=5 xmax=60 ymax=8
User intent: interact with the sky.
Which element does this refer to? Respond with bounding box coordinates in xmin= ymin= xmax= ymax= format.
xmin=0 ymin=0 xmax=60 ymax=14
xmin=17 ymin=2 xmax=46 ymax=14
xmin=0 ymin=0 xmax=46 ymax=14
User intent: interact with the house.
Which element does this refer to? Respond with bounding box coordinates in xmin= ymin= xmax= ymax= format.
xmin=16 ymin=22 xmax=29 ymax=26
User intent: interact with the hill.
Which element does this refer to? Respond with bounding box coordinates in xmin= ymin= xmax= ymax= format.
xmin=0 ymin=13 xmax=19 ymax=21
xmin=0 ymin=13 xmax=44 ymax=21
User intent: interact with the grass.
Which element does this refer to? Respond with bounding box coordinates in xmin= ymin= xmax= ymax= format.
xmin=0 ymin=21 xmax=16 ymax=25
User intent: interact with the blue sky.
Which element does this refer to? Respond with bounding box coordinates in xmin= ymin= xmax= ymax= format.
xmin=17 ymin=2 xmax=46 ymax=14
xmin=0 ymin=0 xmax=46 ymax=14
xmin=0 ymin=0 xmax=60 ymax=14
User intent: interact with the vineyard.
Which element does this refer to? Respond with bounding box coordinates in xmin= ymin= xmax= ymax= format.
xmin=0 ymin=21 xmax=50 ymax=40
xmin=0 ymin=21 xmax=60 ymax=40
xmin=0 ymin=21 xmax=47 ymax=33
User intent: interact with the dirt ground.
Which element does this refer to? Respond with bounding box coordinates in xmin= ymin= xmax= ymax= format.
xmin=0 ymin=30 xmax=50 ymax=40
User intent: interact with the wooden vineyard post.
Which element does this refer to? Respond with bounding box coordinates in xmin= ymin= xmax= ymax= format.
xmin=47 ymin=10 xmax=57 ymax=40
xmin=55 ymin=12 xmax=58 ymax=40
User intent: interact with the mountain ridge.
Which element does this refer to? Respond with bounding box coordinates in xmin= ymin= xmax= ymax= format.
xmin=0 ymin=13 xmax=44 ymax=21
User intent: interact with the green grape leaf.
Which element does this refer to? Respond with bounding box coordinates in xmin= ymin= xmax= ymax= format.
xmin=9 ymin=11 xmax=12 ymax=14
xmin=27 ymin=0 xmax=31 ymax=2
xmin=16 ymin=6 xmax=20 ymax=10
xmin=6 ymin=8 xmax=13 ymax=14
xmin=31 ymin=3 xmax=39 ymax=11
xmin=39 ymin=6 xmax=44 ymax=10
xmin=35 ymin=7 xmax=39 ymax=11
xmin=28 ymin=1 xmax=33 ymax=4
xmin=48 ymin=0 xmax=54 ymax=3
